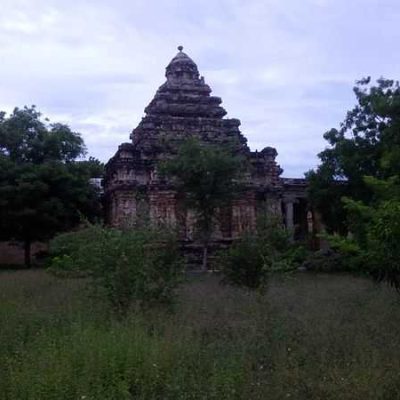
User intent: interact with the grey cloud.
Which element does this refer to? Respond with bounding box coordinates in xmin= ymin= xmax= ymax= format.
xmin=1 ymin=0 xmax=399 ymax=176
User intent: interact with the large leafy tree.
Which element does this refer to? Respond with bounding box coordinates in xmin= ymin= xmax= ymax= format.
xmin=162 ymin=138 xmax=243 ymax=270
xmin=0 ymin=106 xmax=103 ymax=267
xmin=342 ymin=177 xmax=400 ymax=288
xmin=307 ymin=78 xmax=400 ymax=287
xmin=307 ymin=77 xmax=400 ymax=233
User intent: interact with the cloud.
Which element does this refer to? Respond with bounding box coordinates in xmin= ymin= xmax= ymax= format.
xmin=1 ymin=0 xmax=399 ymax=176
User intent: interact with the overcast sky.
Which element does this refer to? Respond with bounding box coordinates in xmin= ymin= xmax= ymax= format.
xmin=1 ymin=0 xmax=399 ymax=177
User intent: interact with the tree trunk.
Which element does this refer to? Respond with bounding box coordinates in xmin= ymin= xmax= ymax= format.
xmin=201 ymin=244 xmax=208 ymax=271
xmin=24 ymin=239 xmax=32 ymax=268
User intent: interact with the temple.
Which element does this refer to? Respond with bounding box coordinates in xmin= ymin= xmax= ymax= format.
xmin=104 ymin=47 xmax=310 ymax=262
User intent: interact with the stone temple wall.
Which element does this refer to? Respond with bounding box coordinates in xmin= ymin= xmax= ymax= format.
xmin=104 ymin=47 xmax=309 ymax=257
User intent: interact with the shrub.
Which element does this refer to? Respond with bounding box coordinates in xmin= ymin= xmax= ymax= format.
xmin=356 ymin=199 xmax=400 ymax=288
xmin=49 ymin=225 xmax=184 ymax=313
xmin=306 ymin=195 xmax=400 ymax=282
xmin=220 ymin=217 xmax=307 ymax=289
xmin=219 ymin=234 xmax=265 ymax=289
xmin=301 ymin=232 xmax=363 ymax=273
xmin=301 ymin=248 xmax=347 ymax=273
xmin=325 ymin=194 xmax=400 ymax=287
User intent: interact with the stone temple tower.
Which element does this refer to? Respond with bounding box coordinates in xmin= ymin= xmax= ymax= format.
xmin=104 ymin=47 xmax=308 ymax=250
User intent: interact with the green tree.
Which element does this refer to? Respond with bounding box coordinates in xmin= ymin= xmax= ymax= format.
xmin=307 ymin=77 xmax=400 ymax=233
xmin=0 ymin=106 xmax=103 ymax=267
xmin=0 ymin=106 xmax=84 ymax=163
xmin=161 ymin=138 xmax=243 ymax=270
xmin=308 ymin=78 xmax=400 ymax=287
xmin=338 ymin=176 xmax=400 ymax=285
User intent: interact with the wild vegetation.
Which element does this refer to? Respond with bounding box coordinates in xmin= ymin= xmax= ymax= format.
xmin=220 ymin=215 xmax=308 ymax=288
xmin=49 ymin=224 xmax=183 ymax=314
xmin=1 ymin=270 xmax=400 ymax=400
xmin=307 ymin=78 xmax=400 ymax=285
xmin=307 ymin=78 xmax=400 ymax=233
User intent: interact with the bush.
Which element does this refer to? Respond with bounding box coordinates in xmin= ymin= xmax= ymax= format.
xmin=330 ymin=194 xmax=400 ymax=287
xmin=219 ymin=234 xmax=265 ymax=289
xmin=301 ymin=232 xmax=363 ymax=273
xmin=49 ymin=225 xmax=184 ymax=313
xmin=362 ymin=199 xmax=400 ymax=288
xmin=220 ymin=217 xmax=307 ymax=289
xmin=301 ymin=248 xmax=347 ymax=273
xmin=305 ymin=196 xmax=400 ymax=282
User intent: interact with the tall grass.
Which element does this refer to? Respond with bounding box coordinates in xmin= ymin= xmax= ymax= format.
xmin=1 ymin=270 xmax=400 ymax=399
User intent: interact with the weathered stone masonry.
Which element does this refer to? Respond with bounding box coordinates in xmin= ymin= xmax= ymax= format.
xmin=104 ymin=47 xmax=310 ymax=253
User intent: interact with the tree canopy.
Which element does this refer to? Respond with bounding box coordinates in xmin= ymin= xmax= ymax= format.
xmin=0 ymin=106 xmax=103 ymax=266
xmin=307 ymin=78 xmax=400 ymax=287
xmin=0 ymin=106 xmax=85 ymax=163
xmin=161 ymin=138 xmax=244 ymax=270
xmin=306 ymin=77 xmax=400 ymax=233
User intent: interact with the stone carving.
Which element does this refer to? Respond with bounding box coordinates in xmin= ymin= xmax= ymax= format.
xmin=104 ymin=47 xmax=309 ymax=258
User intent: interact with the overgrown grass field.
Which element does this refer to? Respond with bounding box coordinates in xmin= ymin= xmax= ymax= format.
xmin=1 ymin=270 xmax=400 ymax=399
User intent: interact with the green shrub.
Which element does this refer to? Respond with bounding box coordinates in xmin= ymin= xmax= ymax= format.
xmin=301 ymin=232 xmax=363 ymax=273
xmin=301 ymin=248 xmax=347 ymax=273
xmin=49 ymin=225 xmax=184 ymax=313
xmin=360 ymin=199 xmax=400 ymax=287
xmin=219 ymin=234 xmax=265 ymax=289
xmin=331 ymin=193 xmax=400 ymax=286
xmin=220 ymin=217 xmax=307 ymax=289
xmin=307 ymin=193 xmax=400 ymax=282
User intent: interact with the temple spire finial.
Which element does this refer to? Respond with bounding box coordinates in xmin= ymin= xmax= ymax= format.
xmin=177 ymin=45 xmax=183 ymax=52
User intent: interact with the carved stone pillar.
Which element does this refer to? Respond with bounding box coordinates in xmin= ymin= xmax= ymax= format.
xmin=284 ymin=200 xmax=294 ymax=240
xmin=185 ymin=209 xmax=196 ymax=240
xmin=307 ymin=210 xmax=313 ymax=234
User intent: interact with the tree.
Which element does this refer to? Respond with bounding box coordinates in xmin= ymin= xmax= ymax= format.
xmin=307 ymin=78 xmax=400 ymax=287
xmin=161 ymin=138 xmax=243 ymax=270
xmin=307 ymin=77 xmax=400 ymax=233
xmin=0 ymin=106 xmax=103 ymax=267
xmin=335 ymin=177 xmax=400 ymax=288
xmin=0 ymin=106 xmax=85 ymax=163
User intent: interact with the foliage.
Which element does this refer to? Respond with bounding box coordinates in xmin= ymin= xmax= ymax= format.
xmin=49 ymin=225 xmax=184 ymax=313
xmin=300 ymin=229 xmax=365 ymax=273
xmin=306 ymin=77 xmax=400 ymax=288
xmin=0 ymin=106 xmax=85 ymax=163
xmin=0 ymin=106 xmax=103 ymax=266
xmin=341 ymin=180 xmax=400 ymax=288
xmin=306 ymin=77 xmax=400 ymax=233
xmin=161 ymin=137 xmax=244 ymax=270
xmin=74 ymin=156 xmax=105 ymax=178
xmin=301 ymin=248 xmax=349 ymax=273
xmin=311 ymin=176 xmax=400 ymax=285
xmin=365 ymin=199 xmax=400 ymax=288
xmin=219 ymin=234 xmax=266 ymax=289
xmin=220 ymin=216 xmax=306 ymax=289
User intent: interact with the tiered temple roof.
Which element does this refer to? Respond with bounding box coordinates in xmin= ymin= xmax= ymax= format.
xmin=104 ymin=47 xmax=288 ymax=237
xmin=126 ymin=46 xmax=249 ymax=161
